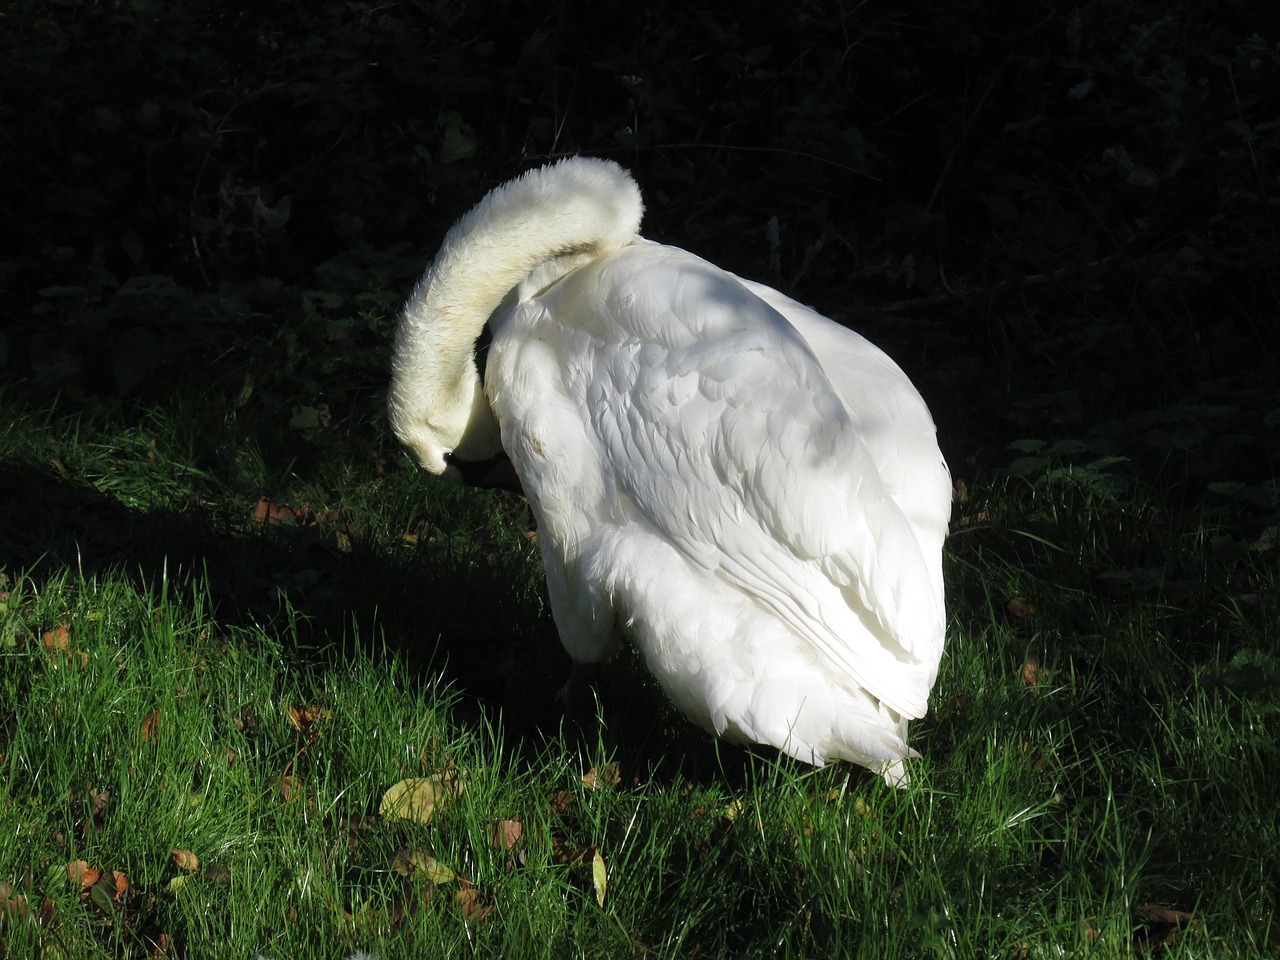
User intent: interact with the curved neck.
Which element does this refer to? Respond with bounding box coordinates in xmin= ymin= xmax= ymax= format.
xmin=389 ymin=158 xmax=644 ymax=474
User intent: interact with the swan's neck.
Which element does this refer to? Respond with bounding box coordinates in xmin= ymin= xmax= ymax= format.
xmin=389 ymin=158 xmax=644 ymax=475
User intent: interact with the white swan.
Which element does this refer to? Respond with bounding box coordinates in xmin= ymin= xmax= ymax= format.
xmin=389 ymin=158 xmax=950 ymax=783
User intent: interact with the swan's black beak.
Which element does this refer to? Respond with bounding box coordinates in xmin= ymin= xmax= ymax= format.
xmin=444 ymin=452 xmax=524 ymax=493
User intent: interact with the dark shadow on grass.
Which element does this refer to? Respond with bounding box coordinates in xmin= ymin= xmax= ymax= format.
xmin=0 ymin=458 xmax=554 ymax=742
xmin=0 ymin=456 xmax=768 ymax=784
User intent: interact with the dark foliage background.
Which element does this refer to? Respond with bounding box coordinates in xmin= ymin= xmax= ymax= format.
xmin=6 ymin=0 xmax=1277 ymax=458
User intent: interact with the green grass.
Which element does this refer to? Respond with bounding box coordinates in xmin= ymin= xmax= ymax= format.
xmin=1 ymin=391 xmax=1277 ymax=959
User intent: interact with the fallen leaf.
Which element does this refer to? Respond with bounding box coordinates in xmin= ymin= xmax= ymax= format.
xmin=67 ymin=860 xmax=99 ymax=891
xmin=0 ymin=881 xmax=28 ymax=922
xmin=287 ymin=703 xmax=332 ymax=732
xmin=380 ymin=773 xmax=463 ymax=825
xmin=273 ymin=775 xmax=304 ymax=802
xmin=252 ymin=498 xmax=310 ymax=526
xmin=87 ymin=871 xmax=126 ymax=914
xmin=455 ymin=882 xmax=491 ymax=922
xmin=391 ymin=848 xmax=456 ymax=884
xmin=550 ymin=837 xmax=582 ymax=865
xmin=42 ymin=623 xmax=70 ymax=651
xmin=591 ymin=848 xmax=607 ymax=907
xmin=1022 ymin=653 xmax=1050 ymax=687
xmin=140 ymin=708 xmax=162 ymax=741
xmin=415 ymin=853 xmax=456 ymax=885
xmin=171 ymin=849 xmax=199 ymax=873
xmin=488 ymin=819 xmax=523 ymax=851
xmin=203 ymin=864 xmax=232 ymax=884
xmin=1134 ymin=904 xmax=1194 ymax=925
xmin=166 ymin=875 xmax=190 ymax=894
xmin=1134 ymin=904 xmax=1195 ymax=951
xmin=1007 ymin=598 xmax=1037 ymax=620
xmin=582 ymin=763 xmax=621 ymax=789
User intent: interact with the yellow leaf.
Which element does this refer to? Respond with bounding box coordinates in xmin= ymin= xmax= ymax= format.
xmin=393 ymin=848 xmax=457 ymax=884
xmin=591 ymin=848 xmax=606 ymax=908
xmin=412 ymin=852 xmax=456 ymax=885
xmin=379 ymin=773 xmax=463 ymax=825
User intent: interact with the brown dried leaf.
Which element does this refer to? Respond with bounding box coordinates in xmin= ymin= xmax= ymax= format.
xmin=1007 ymin=597 xmax=1037 ymax=620
xmin=171 ymin=848 xmax=199 ymax=873
xmin=550 ymin=836 xmax=582 ymax=865
xmin=1134 ymin=904 xmax=1195 ymax=950
xmin=1134 ymin=904 xmax=1194 ymax=926
xmin=0 ymin=881 xmax=28 ymax=922
xmin=489 ymin=819 xmax=523 ymax=851
xmin=287 ymin=703 xmax=332 ymax=733
xmin=42 ymin=623 xmax=70 ymax=651
xmin=273 ymin=775 xmax=304 ymax=803
xmin=582 ymin=763 xmax=621 ymax=790
xmin=454 ymin=883 xmax=491 ymax=922
xmin=253 ymin=498 xmax=310 ymax=526
xmin=203 ymin=864 xmax=232 ymax=884
xmin=1021 ymin=653 xmax=1051 ymax=687
xmin=140 ymin=708 xmax=162 ymax=742
xmin=67 ymin=860 xmax=99 ymax=891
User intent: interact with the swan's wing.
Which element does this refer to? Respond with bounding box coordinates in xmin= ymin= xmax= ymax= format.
xmin=738 ymin=279 xmax=952 ymax=676
xmin=528 ymin=245 xmax=946 ymax=717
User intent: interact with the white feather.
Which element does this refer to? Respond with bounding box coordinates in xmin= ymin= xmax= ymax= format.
xmin=390 ymin=158 xmax=950 ymax=783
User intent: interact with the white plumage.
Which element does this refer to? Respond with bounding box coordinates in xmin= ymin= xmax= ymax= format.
xmin=389 ymin=158 xmax=950 ymax=783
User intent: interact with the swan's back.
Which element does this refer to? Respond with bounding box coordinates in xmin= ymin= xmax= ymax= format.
xmin=392 ymin=158 xmax=950 ymax=783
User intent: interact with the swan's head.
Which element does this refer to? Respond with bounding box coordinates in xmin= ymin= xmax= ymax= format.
xmin=388 ymin=356 xmax=502 ymax=479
